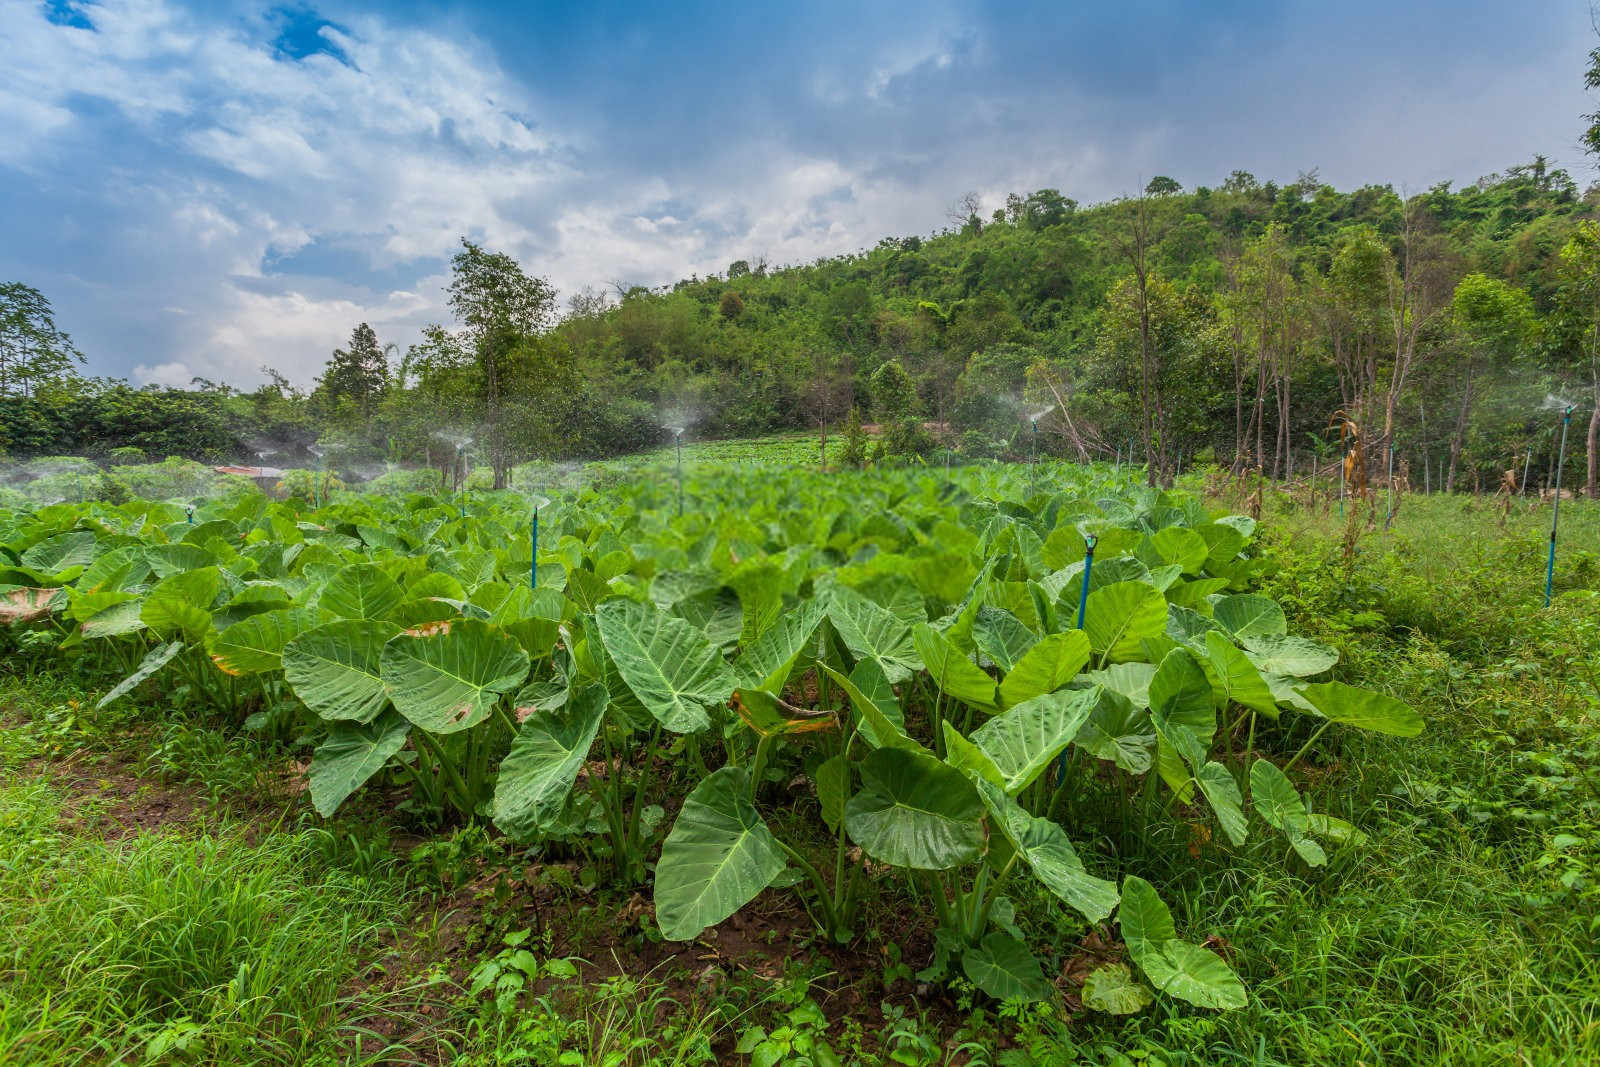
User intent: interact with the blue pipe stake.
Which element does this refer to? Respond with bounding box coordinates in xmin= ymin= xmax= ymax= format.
xmin=185 ymin=504 xmax=194 ymax=525
xmin=1545 ymin=407 xmax=1573 ymax=608
xmin=1520 ymin=443 xmax=1533 ymax=496
xmin=1058 ymin=534 xmax=1096 ymax=786
xmin=530 ymin=507 xmax=539 ymax=589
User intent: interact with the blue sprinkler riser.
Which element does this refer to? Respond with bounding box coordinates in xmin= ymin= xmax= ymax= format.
xmin=1545 ymin=409 xmax=1573 ymax=608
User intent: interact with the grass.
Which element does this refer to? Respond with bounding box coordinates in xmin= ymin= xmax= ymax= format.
xmin=2 ymin=464 xmax=1598 ymax=1064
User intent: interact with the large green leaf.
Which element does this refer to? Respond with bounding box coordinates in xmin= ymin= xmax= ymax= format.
xmin=493 ymin=683 xmax=608 ymax=841
xmin=971 ymin=687 xmax=1100 ymax=794
xmin=734 ymin=596 xmax=826 ymax=693
xmin=21 ymin=531 xmax=98 ymax=578
xmin=1149 ymin=648 xmax=1215 ymax=742
xmin=1239 ymin=634 xmax=1338 ymax=678
xmin=844 ymin=746 xmax=983 ymax=870
xmin=1074 ymin=688 xmax=1155 ymax=773
xmin=209 ymin=607 xmax=327 ymax=675
xmin=1081 ymin=963 xmax=1154 ymax=1015
xmin=1212 ymin=595 xmax=1286 ymax=640
xmin=826 ymin=584 xmax=922 ymax=683
xmin=96 ymin=640 xmax=184 ymax=709
xmin=1083 ymin=581 xmax=1168 ymax=663
xmin=1151 ymin=527 xmax=1208 ymax=575
xmin=283 ymin=619 xmax=399 ymax=723
xmin=819 ymin=661 xmax=914 ymax=750
xmin=1202 ymin=631 xmax=1276 ymax=716
xmin=962 ymin=933 xmax=1053 ymax=1002
xmin=594 ymin=598 xmax=737 ymax=733
xmin=976 ymin=779 xmax=1119 ymax=922
xmin=1196 ymin=762 xmax=1248 ymax=845
xmin=1249 ymin=758 xmax=1325 ymax=867
xmin=914 ymin=622 xmax=998 ymax=712
xmin=380 ymin=618 xmax=529 ymax=734
xmin=655 ymin=766 xmax=786 ymax=941
xmin=998 ymin=630 xmax=1090 ymax=707
xmin=307 ymin=710 xmax=410 ymax=817
xmin=972 ymin=607 xmax=1038 ymax=672
xmin=1119 ymin=875 xmax=1246 ymax=1010
xmin=1295 ymin=681 xmax=1422 ymax=737
xmin=140 ymin=567 xmax=221 ymax=642
xmin=318 ymin=563 xmax=405 ymax=621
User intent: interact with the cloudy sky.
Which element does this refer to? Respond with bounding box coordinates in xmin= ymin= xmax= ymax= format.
xmin=3 ymin=0 xmax=1595 ymax=388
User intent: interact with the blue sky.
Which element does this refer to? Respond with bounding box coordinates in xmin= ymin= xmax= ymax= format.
xmin=2 ymin=0 xmax=1594 ymax=387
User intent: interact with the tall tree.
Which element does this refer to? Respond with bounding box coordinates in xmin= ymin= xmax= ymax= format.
xmin=445 ymin=239 xmax=559 ymax=488
xmin=313 ymin=323 xmax=389 ymax=422
xmin=1444 ymin=274 xmax=1536 ymax=492
xmin=0 ymin=283 xmax=83 ymax=398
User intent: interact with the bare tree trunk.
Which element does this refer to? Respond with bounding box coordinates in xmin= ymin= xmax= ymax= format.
xmin=1446 ymin=373 xmax=1473 ymax=493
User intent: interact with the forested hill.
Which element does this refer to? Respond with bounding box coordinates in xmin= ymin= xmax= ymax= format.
xmin=551 ymin=159 xmax=1595 ymax=485
xmin=3 ymin=158 xmax=1598 ymax=494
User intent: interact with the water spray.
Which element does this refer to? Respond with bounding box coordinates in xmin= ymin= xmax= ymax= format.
xmin=1520 ymin=443 xmax=1533 ymax=496
xmin=1544 ymin=404 xmax=1574 ymax=608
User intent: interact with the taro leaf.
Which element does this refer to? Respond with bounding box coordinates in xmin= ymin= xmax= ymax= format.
xmin=914 ymin=622 xmax=998 ymax=713
xmin=655 ymin=766 xmax=786 ymax=941
xmin=78 ymin=598 xmax=148 ymax=641
xmin=1074 ymin=688 xmax=1155 ymax=774
xmin=819 ymin=661 xmax=915 ymax=750
xmin=962 ymin=932 xmax=1053 ymax=1003
xmin=318 ymin=563 xmax=405 ymax=621
xmin=1151 ymin=527 xmax=1209 ymax=575
xmin=1263 ymin=672 xmax=1318 ymax=713
xmin=380 ymin=618 xmax=529 ymax=735
xmin=284 ymin=619 xmax=399 ymax=723
xmin=1196 ymin=762 xmax=1248 ymax=845
xmin=1149 ymin=648 xmax=1216 ymax=743
xmin=672 ymin=586 xmax=743 ymax=649
xmin=844 ymin=746 xmax=983 ymax=870
xmin=1240 ymin=634 xmax=1339 ymax=678
xmin=391 ymin=597 xmax=460 ymax=631
xmin=21 ymin=531 xmax=98 ymax=578
xmin=144 ymin=543 xmax=219 ymax=579
xmin=1119 ymin=875 xmax=1246 ymax=1010
xmin=1249 ymin=758 xmax=1326 ymax=867
xmin=493 ymin=683 xmax=608 ymax=841
xmin=972 ymin=607 xmax=1039 ymax=673
xmin=734 ymin=688 xmax=838 ymax=738
xmin=209 ymin=607 xmax=328 ymax=675
xmin=650 ymin=569 xmax=720 ymax=609
xmin=976 ymin=779 xmax=1119 ymax=922
xmin=734 ymin=596 xmax=826 ymax=693
xmin=96 ymin=640 xmax=184 ymax=710
xmin=971 ymin=687 xmax=1100 ymax=794
xmin=565 ymin=567 xmax=613 ymax=612
xmin=1166 ymin=605 xmax=1219 ymax=647
xmin=1083 ymin=581 xmax=1168 ymax=663
xmin=1082 ymin=661 xmax=1156 ymax=710
xmin=1202 ymin=631 xmax=1276 ymax=716
xmin=942 ymin=722 xmax=1007 ymax=789
xmin=77 ymin=546 xmax=151 ymax=592
xmin=1212 ymin=595 xmax=1287 ymax=641
xmin=1294 ymin=681 xmax=1423 ymax=737
xmin=67 ymin=589 xmax=136 ymax=624
xmin=826 ymin=584 xmax=922 ymax=683
xmin=1197 ymin=523 xmax=1248 ymax=571
xmin=141 ymin=567 xmax=222 ymax=642
xmin=1141 ymin=939 xmax=1248 ymax=1011
xmin=816 ymin=753 xmax=849 ymax=834
xmin=1081 ymin=962 xmax=1154 ymax=1015
xmin=512 ymin=677 xmax=570 ymax=718
xmin=1166 ymin=577 xmax=1230 ymax=610
xmin=594 ymin=598 xmax=737 ymax=734
xmin=998 ymin=630 xmax=1091 ymax=708
xmin=308 ymin=710 xmax=410 ymax=817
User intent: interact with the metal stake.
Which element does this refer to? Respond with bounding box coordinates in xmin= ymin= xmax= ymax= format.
xmin=1545 ymin=407 xmax=1573 ymax=607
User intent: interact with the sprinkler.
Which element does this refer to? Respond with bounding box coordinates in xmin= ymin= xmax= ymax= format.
xmin=185 ymin=504 xmax=194 ymax=525
xmin=1114 ymin=445 xmax=1121 ymax=475
xmin=1520 ymin=443 xmax=1533 ymax=496
xmin=1545 ymin=405 xmax=1574 ymax=608
xmin=1030 ymin=417 xmax=1040 ymax=484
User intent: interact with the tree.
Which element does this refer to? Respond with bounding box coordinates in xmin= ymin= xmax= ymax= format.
xmin=0 ymin=283 xmax=83 ymax=398
xmin=445 ymin=239 xmax=560 ymax=488
xmin=870 ymin=358 xmax=917 ymax=421
xmin=719 ymin=290 xmax=745 ymax=321
xmin=313 ymin=323 xmax=389 ymax=422
xmin=1556 ymin=221 xmax=1600 ymax=497
xmin=1145 ymin=176 xmax=1182 ymax=198
xmin=1444 ymin=274 xmax=1536 ymax=491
